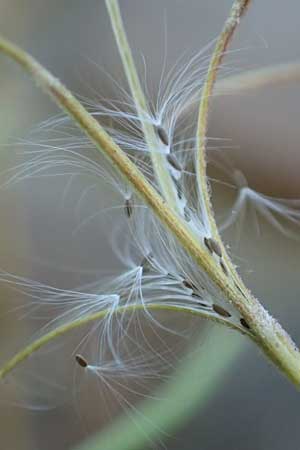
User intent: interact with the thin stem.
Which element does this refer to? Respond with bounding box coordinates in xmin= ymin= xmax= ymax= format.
xmin=0 ymin=302 xmax=244 ymax=380
xmin=196 ymin=0 xmax=250 ymax=239
xmin=105 ymin=0 xmax=179 ymax=212
xmin=195 ymin=1 xmax=253 ymax=295
xmin=0 ymin=34 xmax=300 ymax=386
xmin=217 ymin=61 xmax=300 ymax=93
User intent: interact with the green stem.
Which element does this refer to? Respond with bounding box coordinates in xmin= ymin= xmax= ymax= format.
xmin=0 ymin=303 xmax=243 ymax=380
xmin=217 ymin=61 xmax=300 ymax=92
xmin=105 ymin=0 xmax=179 ymax=212
xmin=196 ymin=0 xmax=250 ymax=244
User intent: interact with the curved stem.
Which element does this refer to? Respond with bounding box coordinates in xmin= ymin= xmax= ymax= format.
xmin=217 ymin=61 xmax=300 ymax=93
xmin=0 ymin=302 xmax=245 ymax=380
xmin=196 ymin=0 xmax=250 ymax=239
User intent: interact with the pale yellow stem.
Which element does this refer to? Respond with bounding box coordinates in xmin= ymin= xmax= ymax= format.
xmin=105 ymin=0 xmax=179 ymax=212
xmin=217 ymin=61 xmax=300 ymax=93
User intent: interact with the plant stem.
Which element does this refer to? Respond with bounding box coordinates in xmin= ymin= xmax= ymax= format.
xmin=217 ymin=61 xmax=300 ymax=92
xmin=105 ymin=0 xmax=179 ymax=212
xmin=196 ymin=0 xmax=250 ymax=240
xmin=0 ymin=303 xmax=244 ymax=380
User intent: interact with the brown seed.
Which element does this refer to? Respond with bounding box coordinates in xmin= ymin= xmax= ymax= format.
xmin=141 ymin=253 xmax=153 ymax=272
xmin=240 ymin=318 xmax=250 ymax=330
xmin=204 ymin=237 xmax=222 ymax=257
xmin=182 ymin=278 xmax=196 ymax=290
xmin=197 ymin=301 xmax=209 ymax=308
xmin=75 ymin=354 xmax=88 ymax=368
xmin=167 ymin=154 xmax=182 ymax=172
xmin=212 ymin=304 xmax=231 ymax=318
xmin=220 ymin=260 xmax=229 ymax=276
xmin=156 ymin=125 xmax=169 ymax=146
xmin=124 ymin=198 xmax=133 ymax=218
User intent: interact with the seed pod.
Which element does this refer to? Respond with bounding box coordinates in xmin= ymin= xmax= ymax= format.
xmin=204 ymin=237 xmax=222 ymax=257
xmin=75 ymin=354 xmax=88 ymax=368
xmin=156 ymin=125 xmax=169 ymax=146
xmin=167 ymin=154 xmax=183 ymax=172
xmin=212 ymin=304 xmax=231 ymax=318
xmin=124 ymin=197 xmax=133 ymax=218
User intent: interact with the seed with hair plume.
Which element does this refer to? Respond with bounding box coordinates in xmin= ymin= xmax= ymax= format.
xmin=204 ymin=237 xmax=222 ymax=257
xmin=212 ymin=304 xmax=231 ymax=318
xmin=124 ymin=198 xmax=133 ymax=218
xmin=156 ymin=125 xmax=169 ymax=146
xmin=167 ymin=154 xmax=183 ymax=172
xmin=75 ymin=354 xmax=88 ymax=368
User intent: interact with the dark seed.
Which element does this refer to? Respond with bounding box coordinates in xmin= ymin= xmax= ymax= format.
xmin=182 ymin=279 xmax=196 ymax=290
xmin=212 ymin=304 xmax=231 ymax=318
xmin=141 ymin=253 xmax=153 ymax=272
xmin=196 ymin=300 xmax=209 ymax=308
xmin=156 ymin=125 xmax=169 ymax=146
xmin=220 ymin=260 xmax=229 ymax=276
xmin=240 ymin=318 xmax=250 ymax=330
xmin=192 ymin=291 xmax=204 ymax=302
xmin=75 ymin=354 xmax=88 ymax=368
xmin=204 ymin=237 xmax=222 ymax=257
xmin=124 ymin=198 xmax=133 ymax=218
xmin=167 ymin=154 xmax=183 ymax=172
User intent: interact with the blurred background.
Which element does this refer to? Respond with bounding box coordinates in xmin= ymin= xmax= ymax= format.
xmin=0 ymin=1 xmax=300 ymax=449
